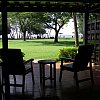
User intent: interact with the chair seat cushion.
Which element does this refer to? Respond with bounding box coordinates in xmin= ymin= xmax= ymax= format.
xmin=61 ymin=63 xmax=90 ymax=72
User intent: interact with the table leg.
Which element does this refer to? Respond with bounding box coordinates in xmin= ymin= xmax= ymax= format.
xmin=50 ymin=64 xmax=52 ymax=84
xmin=42 ymin=64 xmax=45 ymax=87
xmin=39 ymin=64 xmax=42 ymax=84
xmin=54 ymin=63 xmax=56 ymax=88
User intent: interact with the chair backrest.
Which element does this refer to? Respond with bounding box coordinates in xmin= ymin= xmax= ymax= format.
xmin=0 ymin=49 xmax=25 ymax=75
xmin=73 ymin=44 xmax=94 ymax=71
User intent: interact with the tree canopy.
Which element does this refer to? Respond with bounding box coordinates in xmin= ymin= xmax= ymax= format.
xmin=8 ymin=12 xmax=46 ymax=40
xmin=7 ymin=12 xmax=71 ymax=42
xmin=39 ymin=12 xmax=71 ymax=42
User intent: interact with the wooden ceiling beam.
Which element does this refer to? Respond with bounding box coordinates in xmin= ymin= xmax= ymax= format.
xmin=0 ymin=1 xmax=99 ymax=12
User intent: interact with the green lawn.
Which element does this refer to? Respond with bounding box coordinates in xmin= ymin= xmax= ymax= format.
xmin=0 ymin=38 xmax=83 ymax=60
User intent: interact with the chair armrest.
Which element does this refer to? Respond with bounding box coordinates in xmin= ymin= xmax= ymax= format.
xmin=60 ymin=57 xmax=74 ymax=67
xmin=24 ymin=58 xmax=34 ymax=64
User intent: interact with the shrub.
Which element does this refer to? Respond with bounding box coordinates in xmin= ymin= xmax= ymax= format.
xmin=58 ymin=47 xmax=78 ymax=60
xmin=22 ymin=52 xmax=25 ymax=57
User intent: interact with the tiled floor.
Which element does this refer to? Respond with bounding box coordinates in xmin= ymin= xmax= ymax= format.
xmin=1 ymin=62 xmax=100 ymax=100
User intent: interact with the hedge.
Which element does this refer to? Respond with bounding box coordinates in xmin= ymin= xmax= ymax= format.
xmin=58 ymin=47 xmax=78 ymax=60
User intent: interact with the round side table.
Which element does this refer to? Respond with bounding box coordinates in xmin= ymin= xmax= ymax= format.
xmin=38 ymin=60 xmax=56 ymax=87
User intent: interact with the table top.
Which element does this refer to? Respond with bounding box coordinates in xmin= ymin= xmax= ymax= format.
xmin=38 ymin=59 xmax=56 ymax=64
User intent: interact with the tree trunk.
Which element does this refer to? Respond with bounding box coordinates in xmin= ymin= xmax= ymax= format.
xmin=73 ymin=13 xmax=79 ymax=46
xmin=23 ymin=31 xmax=26 ymax=41
xmin=54 ymin=30 xmax=58 ymax=43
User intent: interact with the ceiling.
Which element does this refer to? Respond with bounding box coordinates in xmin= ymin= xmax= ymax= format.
xmin=0 ymin=1 xmax=100 ymax=12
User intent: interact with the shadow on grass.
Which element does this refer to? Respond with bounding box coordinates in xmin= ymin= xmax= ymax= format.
xmin=26 ymin=39 xmax=83 ymax=46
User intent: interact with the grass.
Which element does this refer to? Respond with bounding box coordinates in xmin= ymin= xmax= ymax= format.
xmin=0 ymin=38 xmax=83 ymax=60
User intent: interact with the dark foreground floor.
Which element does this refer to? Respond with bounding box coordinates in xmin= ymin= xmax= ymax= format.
xmin=1 ymin=61 xmax=100 ymax=100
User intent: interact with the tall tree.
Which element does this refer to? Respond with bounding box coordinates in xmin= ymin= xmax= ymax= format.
xmin=40 ymin=12 xmax=71 ymax=42
xmin=73 ymin=12 xmax=79 ymax=46
xmin=8 ymin=12 xmax=45 ymax=40
xmin=12 ymin=12 xmax=34 ymax=41
xmin=77 ymin=13 xmax=83 ymax=35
